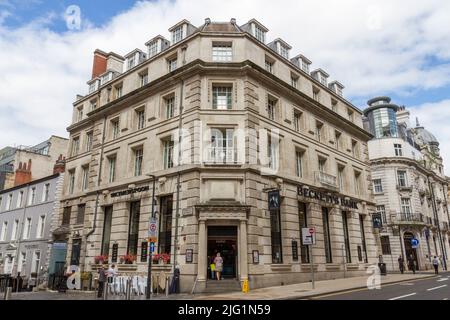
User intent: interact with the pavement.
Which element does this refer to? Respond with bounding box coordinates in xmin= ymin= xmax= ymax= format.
xmin=5 ymin=271 xmax=441 ymax=300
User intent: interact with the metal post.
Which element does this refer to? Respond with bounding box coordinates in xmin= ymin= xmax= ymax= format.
xmin=146 ymin=176 xmax=156 ymax=299
xmin=309 ymin=245 xmax=315 ymax=289
xmin=342 ymin=244 xmax=346 ymax=279
xmin=165 ymin=276 xmax=169 ymax=297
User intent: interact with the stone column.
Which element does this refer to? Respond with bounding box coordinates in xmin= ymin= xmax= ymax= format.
xmin=197 ymin=219 xmax=207 ymax=282
xmin=239 ymin=220 xmax=248 ymax=281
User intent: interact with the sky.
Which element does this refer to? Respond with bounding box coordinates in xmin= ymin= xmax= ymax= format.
xmin=0 ymin=0 xmax=449 ymax=173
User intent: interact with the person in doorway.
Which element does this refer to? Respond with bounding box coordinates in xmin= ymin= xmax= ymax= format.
xmin=214 ymin=252 xmax=223 ymax=281
xmin=398 ymin=256 xmax=405 ymax=274
xmin=210 ymin=256 xmax=216 ymax=280
xmin=97 ymin=266 xmax=106 ymax=298
xmin=408 ymin=254 xmax=416 ymax=274
xmin=433 ymin=256 xmax=439 ymax=275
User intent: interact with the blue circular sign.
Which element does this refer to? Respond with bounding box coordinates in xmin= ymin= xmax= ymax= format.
xmin=411 ymin=238 xmax=419 ymax=246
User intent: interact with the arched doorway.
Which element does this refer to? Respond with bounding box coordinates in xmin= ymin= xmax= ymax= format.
xmin=403 ymin=232 xmax=419 ymax=271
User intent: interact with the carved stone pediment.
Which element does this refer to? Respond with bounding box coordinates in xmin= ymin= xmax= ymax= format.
xmin=195 ymin=201 xmax=250 ymax=221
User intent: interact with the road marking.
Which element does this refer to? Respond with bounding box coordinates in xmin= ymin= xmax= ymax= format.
xmin=427 ymin=285 xmax=447 ymax=291
xmin=437 ymin=278 xmax=449 ymax=282
xmin=399 ymin=283 xmax=414 ymax=286
xmin=443 ymin=298 xmax=448 ymax=300
xmin=389 ymin=293 xmax=417 ymax=300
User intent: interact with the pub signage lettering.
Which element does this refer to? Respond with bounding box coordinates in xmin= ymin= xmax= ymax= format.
xmin=297 ymin=185 xmax=359 ymax=209
xmin=111 ymin=186 xmax=150 ymax=198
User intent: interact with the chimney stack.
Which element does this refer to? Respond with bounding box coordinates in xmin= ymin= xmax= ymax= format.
xmin=14 ymin=159 xmax=32 ymax=186
xmin=91 ymin=49 xmax=108 ymax=79
xmin=53 ymin=154 xmax=66 ymax=174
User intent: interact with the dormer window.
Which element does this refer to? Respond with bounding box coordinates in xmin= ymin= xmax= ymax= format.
xmin=146 ymin=36 xmax=170 ymax=59
xmin=300 ymin=60 xmax=310 ymax=73
xmin=88 ymin=79 xmax=100 ymax=94
xmin=172 ymin=25 xmax=183 ymax=44
xmin=280 ymin=46 xmax=289 ymax=59
xmin=148 ymin=41 xmax=158 ymax=57
xmin=329 ymin=81 xmax=345 ymax=97
xmin=127 ymin=56 xmax=136 ymax=70
xmin=101 ymin=72 xmax=113 ymax=86
xmin=311 ymin=69 xmax=329 ymax=87
xmin=254 ymin=25 xmax=266 ymax=43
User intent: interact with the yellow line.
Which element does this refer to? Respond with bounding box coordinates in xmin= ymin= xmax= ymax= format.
xmin=310 ymin=276 xmax=437 ymax=299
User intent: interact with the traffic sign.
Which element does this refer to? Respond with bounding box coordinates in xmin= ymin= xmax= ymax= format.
xmin=150 ymin=242 xmax=156 ymax=253
xmin=411 ymin=238 xmax=419 ymax=249
xmin=149 ymin=217 xmax=158 ymax=238
xmin=302 ymin=227 xmax=316 ymax=245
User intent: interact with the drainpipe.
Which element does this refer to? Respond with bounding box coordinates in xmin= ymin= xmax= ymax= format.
xmin=80 ymin=115 xmax=107 ymax=273
xmin=428 ymin=177 xmax=447 ymax=271
xmin=172 ymin=46 xmax=187 ymax=273
xmin=173 ymin=78 xmax=184 ymax=273
xmin=13 ymin=184 xmax=30 ymax=288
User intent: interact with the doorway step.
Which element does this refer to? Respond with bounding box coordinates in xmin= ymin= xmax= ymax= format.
xmin=204 ymin=279 xmax=241 ymax=293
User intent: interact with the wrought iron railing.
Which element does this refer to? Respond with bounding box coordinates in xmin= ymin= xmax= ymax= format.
xmin=207 ymin=147 xmax=237 ymax=164
xmin=396 ymin=212 xmax=424 ymax=223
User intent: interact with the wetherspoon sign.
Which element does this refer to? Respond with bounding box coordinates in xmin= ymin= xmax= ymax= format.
xmin=297 ymin=185 xmax=359 ymax=209
xmin=111 ymin=186 xmax=150 ymax=198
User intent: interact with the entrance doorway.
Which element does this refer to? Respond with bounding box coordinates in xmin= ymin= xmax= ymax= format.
xmin=207 ymin=226 xmax=237 ymax=279
xmin=403 ymin=232 xmax=419 ymax=271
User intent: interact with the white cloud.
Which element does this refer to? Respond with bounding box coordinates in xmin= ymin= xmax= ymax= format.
xmin=0 ymin=0 xmax=450 ymax=173
xmin=410 ymin=100 xmax=450 ymax=175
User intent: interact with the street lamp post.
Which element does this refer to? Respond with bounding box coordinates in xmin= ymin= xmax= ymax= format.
xmin=146 ymin=175 xmax=156 ymax=299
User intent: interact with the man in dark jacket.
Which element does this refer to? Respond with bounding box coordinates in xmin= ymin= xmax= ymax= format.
xmin=398 ymin=256 xmax=405 ymax=274
xmin=408 ymin=255 xmax=416 ymax=274
xmin=97 ymin=266 xmax=106 ymax=298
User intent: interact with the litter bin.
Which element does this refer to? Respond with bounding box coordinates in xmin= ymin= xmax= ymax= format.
xmin=378 ymin=263 xmax=387 ymax=276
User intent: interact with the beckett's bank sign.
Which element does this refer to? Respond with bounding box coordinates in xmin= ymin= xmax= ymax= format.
xmin=297 ymin=185 xmax=359 ymax=209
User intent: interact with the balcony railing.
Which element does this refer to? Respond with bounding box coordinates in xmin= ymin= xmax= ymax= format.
xmin=396 ymin=184 xmax=413 ymax=191
xmin=425 ymin=216 xmax=433 ymax=225
xmin=315 ymin=171 xmax=338 ymax=189
xmin=207 ymin=147 xmax=237 ymax=164
xmin=395 ymin=212 xmax=424 ymax=224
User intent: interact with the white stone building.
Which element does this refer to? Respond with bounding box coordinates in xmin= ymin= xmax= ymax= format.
xmin=365 ymin=97 xmax=450 ymax=272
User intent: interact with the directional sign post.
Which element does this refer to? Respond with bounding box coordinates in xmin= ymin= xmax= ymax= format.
xmin=302 ymin=227 xmax=316 ymax=289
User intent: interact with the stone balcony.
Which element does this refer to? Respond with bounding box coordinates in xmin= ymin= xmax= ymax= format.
xmin=314 ymin=171 xmax=338 ymax=191
xmin=392 ymin=212 xmax=426 ymax=226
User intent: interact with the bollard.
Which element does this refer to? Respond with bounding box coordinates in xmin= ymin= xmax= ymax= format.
xmin=165 ymin=276 xmax=169 ymax=297
xmin=4 ymin=276 xmax=12 ymax=300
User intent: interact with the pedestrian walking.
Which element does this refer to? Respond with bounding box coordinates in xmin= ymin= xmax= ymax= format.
xmin=97 ymin=266 xmax=106 ymax=298
xmin=107 ymin=264 xmax=117 ymax=294
xmin=433 ymin=256 xmax=439 ymax=275
xmin=408 ymin=255 xmax=416 ymax=274
xmin=398 ymin=255 xmax=405 ymax=274
xmin=214 ymin=252 xmax=224 ymax=281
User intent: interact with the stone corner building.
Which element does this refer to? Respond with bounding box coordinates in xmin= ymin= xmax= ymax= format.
xmin=364 ymin=97 xmax=450 ymax=272
xmin=57 ymin=18 xmax=378 ymax=293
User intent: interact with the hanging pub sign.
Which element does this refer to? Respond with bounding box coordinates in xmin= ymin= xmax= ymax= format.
xmin=111 ymin=243 xmax=118 ymax=263
xmin=141 ymin=241 xmax=148 ymax=262
xmin=372 ymin=213 xmax=383 ymax=229
xmin=297 ymin=185 xmax=359 ymax=209
xmin=111 ymin=186 xmax=150 ymax=198
xmin=268 ymin=190 xmax=281 ymax=210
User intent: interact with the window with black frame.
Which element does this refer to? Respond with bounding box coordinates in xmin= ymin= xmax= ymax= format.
xmin=298 ymin=202 xmax=309 ymax=263
xmin=127 ymin=201 xmax=141 ymax=256
xmin=270 ymin=208 xmax=283 ymax=264
xmin=158 ymin=195 xmax=173 ymax=255
xmin=322 ymin=207 xmax=332 ymax=263
xmin=70 ymin=238 xmax=82 ymax=265
xmin=342 ymin=211 xmax=352 ymax=263
xmin=101 ymin=206 xmax=113 ymax=256
xmin=62 ymin=207 xmax=71 ymax=226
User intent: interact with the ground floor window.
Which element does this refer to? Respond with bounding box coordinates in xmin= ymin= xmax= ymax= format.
xmin=101 ymin=206 xmax=113 ymax=256
xmin=298 ymin=202 xmax=309 ymax=263
xmin=322 ymin=207 xmax=332 ymax=263
xmin=342 ymin=211 xmax=352 ymax=263
xmin=158 ymin=195 xmax=173 ymax=255
xmin=380 ymin=235 xmax=391 ymax=255
xmin=127 ymin=201 xmax=141 ymax=256
xmin=70 ymin=238 xmax=81 ymax=265
xmin=270 ymin=209 xmax=283 ymax=264
xmin=359 ymin=214 xmax=368 ymax=263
